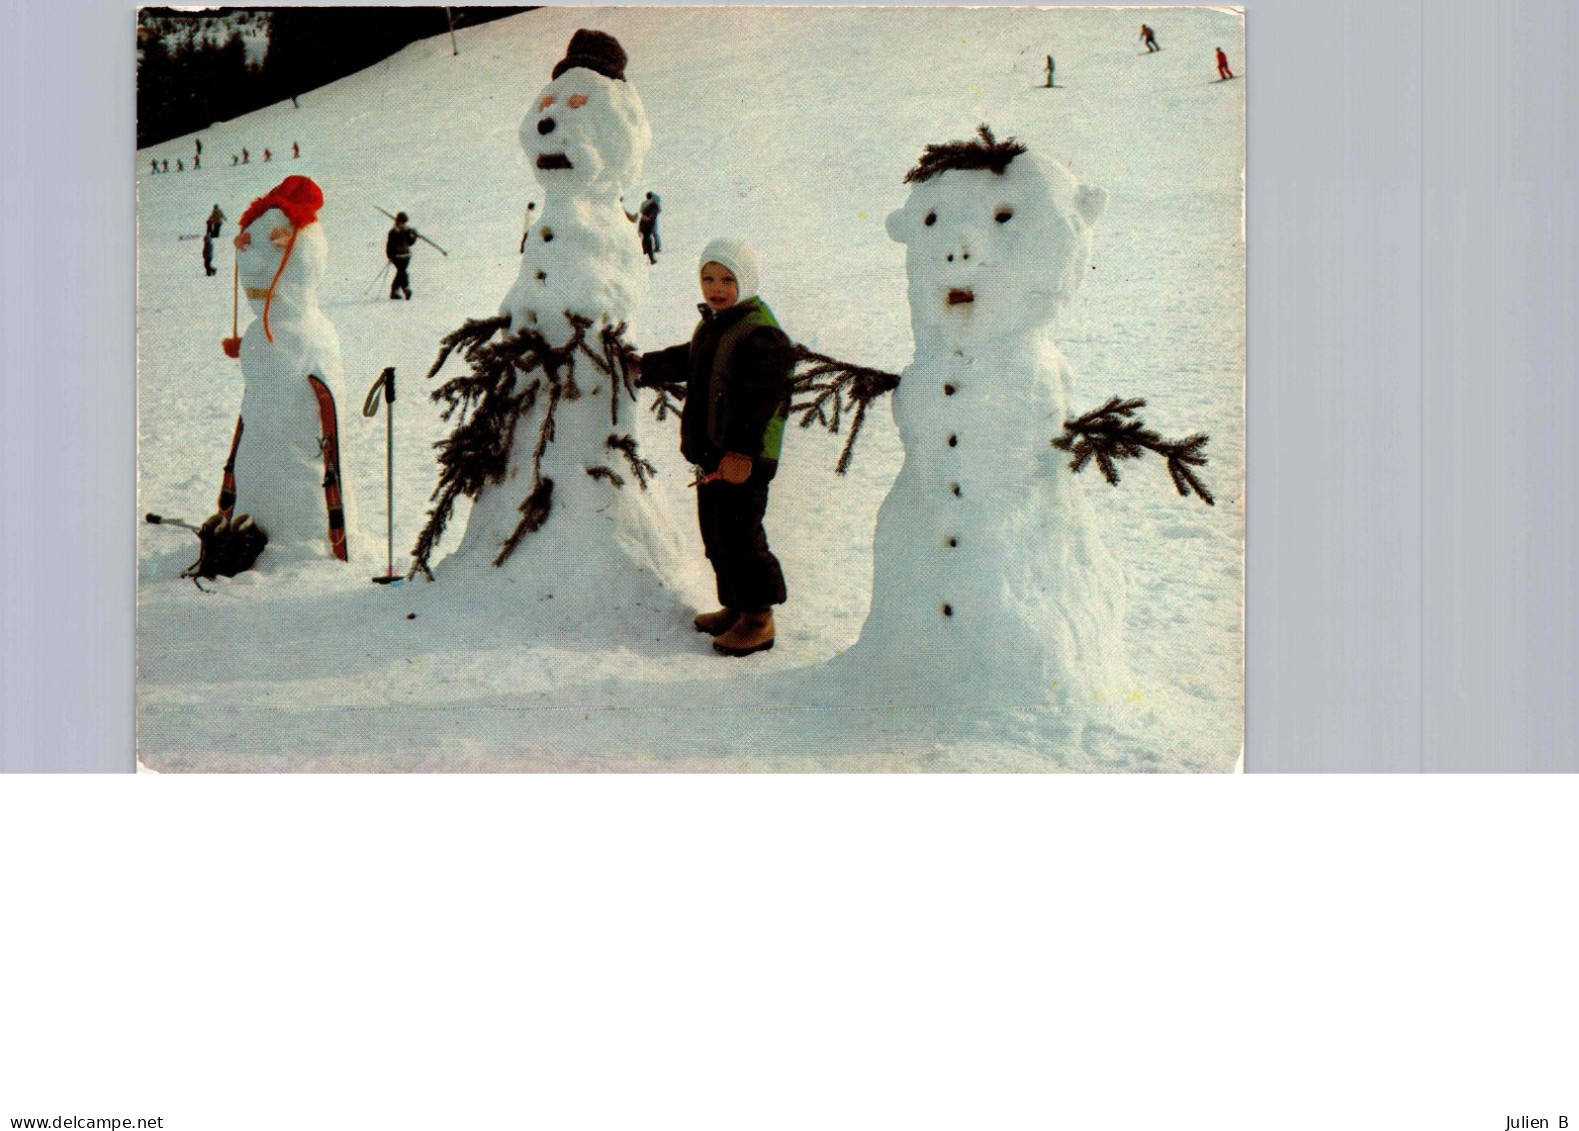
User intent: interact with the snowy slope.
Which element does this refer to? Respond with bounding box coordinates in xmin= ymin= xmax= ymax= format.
xmin=136 ymin=6 xmax=1244 ymax=772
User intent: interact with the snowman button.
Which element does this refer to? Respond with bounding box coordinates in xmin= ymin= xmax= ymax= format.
xmin=942 ymin=604 xmax=954 ymax=617
xmin=947 ymin=433 xmax=958 ymax=447
xmin=944 ymin=384 xmax=956 ymax=396
xmin=950 ymin=482 xmax=961 ymax=496
xmin=946 ymin=537 xmax=958 ymax=548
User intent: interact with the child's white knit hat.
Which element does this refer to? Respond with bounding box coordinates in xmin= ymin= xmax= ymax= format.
xmin=698 ymin=237 xmax=760 ymax=301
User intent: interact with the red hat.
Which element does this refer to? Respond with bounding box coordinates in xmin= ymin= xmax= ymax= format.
xmin=239 ymin=175 xmax=324 ymax=232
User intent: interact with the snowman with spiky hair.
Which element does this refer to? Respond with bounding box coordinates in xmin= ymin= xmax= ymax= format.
xmin=438 ymin=30 xmax=686 ymax=619
xmin=836 ymin=128 xmax=1128 ymax=708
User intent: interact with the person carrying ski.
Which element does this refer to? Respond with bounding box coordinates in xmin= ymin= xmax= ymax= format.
xmin=205 ymin=204 xmax=226 ymax=239
xmin=634 ymin=238 xmax=795 ymax=657
xmin=1140 ymin=24 xmax=1160 ymax=52
xmin=637 ymin=192 xmax=661 ymax=264
xmin=385 ymin=211 xmax=419 ymax=300
xmin=1216 ymin=47 xmax=1234 ymax=80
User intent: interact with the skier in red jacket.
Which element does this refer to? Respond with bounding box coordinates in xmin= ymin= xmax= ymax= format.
xmin=1216 ymin=47 xmax=1234 ymax=80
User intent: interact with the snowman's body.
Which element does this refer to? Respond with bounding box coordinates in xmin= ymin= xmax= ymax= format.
xmin=230 ymin=207 xmax=356 ymax=564
xmin=444 ymin=45 xmax=686 ymax=614
xmin=841 ymin=145 xmax=1126 ymax=707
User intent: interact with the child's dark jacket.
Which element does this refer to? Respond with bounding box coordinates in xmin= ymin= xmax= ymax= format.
xmin=640 ymin=297 xmax=795 ymax=473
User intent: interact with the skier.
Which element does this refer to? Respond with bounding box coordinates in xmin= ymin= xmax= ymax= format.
xmin=264 ymin=149 xmax=272 ymax=162
xmin=193 ymin=154 xmax=200 ymax=170
xmin=150 ymin=159 xmax=158 ymax=175
xmin=292 ymin=141 xmax=300 ymax=159
xmin=205 ymin=204 xmax=226 ymax=239
xmin=202 ymin=230 xmax=216 ymax=277
xmin=385 ymin=211 xmax=418 ymax=300
xmin=637 ymin=191 xmax=661 ymax=263
xmin=1216 ymin=47 xmax=1234 ymax=80
xmin=1045 ymin=54 xmax=1055 ymax=88
xmin=161 ymin=159 xmax=169 ymax=173
xmin=1140 ymin=23 xmax=1159 ymax=52
xmin=242 ymin=148 xmax=249 ymax=164
xmin=176 ymin=159 xmax=184 ymax=172
xmin=232 ymin=155 xmax=239 ymax=166
xmin=194 ymin=137 xmax=202 ymax=160
xmin=635 ymin=238 xmax=795 ymax=657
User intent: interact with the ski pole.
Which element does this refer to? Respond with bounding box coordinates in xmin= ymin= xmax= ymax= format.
xmin=365 ymin=260 xmax=392 ymax=297
xmin=144 ymin=513 xmax=201 ymax=532
xmin=361 ymin=367 xmax=400 ymax=584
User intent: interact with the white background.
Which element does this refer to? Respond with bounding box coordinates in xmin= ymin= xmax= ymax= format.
xmin=2 ymin=0 xmax=1577 ymax=1127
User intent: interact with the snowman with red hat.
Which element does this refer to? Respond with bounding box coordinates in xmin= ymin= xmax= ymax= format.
xmin=215 ymin=174 xmax=357 ymax=566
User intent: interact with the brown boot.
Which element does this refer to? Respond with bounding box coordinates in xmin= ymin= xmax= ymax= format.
xmin=693 ymin=608 xmax=740 ymax=635
xmin=712 ymin=610 xmax=775 ymax=656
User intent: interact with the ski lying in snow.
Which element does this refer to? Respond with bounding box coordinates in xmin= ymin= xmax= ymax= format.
xmin=306 ymin=374 xmax=350 ymax=561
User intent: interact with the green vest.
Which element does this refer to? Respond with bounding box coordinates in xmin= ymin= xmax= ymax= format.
xmin=700 ymin=299 xmax=788 ymax=461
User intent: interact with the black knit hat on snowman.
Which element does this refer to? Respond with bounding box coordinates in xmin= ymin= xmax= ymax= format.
xmin=551 ymin=29 xmax=627 ymax=82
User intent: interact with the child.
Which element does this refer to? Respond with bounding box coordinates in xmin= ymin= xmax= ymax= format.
xmin=637 ymin=238 xmax=796 ymax=656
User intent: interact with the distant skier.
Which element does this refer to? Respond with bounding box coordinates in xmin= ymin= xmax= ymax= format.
xmin=1045 ymin=54 xmax=1055 ymax=87
xmin=176 ymin=159 xmax=184 ymax=172
xmin=1140 ymin=24 xmax=1159 ymax=52
xmin=292 ymin=141 xmax=300 ymax=159
xmin=193 ymin=154 xmax=200 ymax=170
xmin=242 ymin=148 xmax=250 ymax=164
xmin=264 ymin=149 xmax=272 ymax=162
xmin=232 ymin=155 xmax=239 ymax=166
xmin=637 ymin=191 xmax=661 ymax=263
xmin=194 ymin=138 xmax=202 ymax=160
xmin=161 ymin=159 xmax=169 ymax=173
xmin=205 ymin=204 xmax=226 ymax=239
xmin=1216 ymin=47 xmax=1234 ymax=80
xmin=150 ymin=159 xmax=158 ymax=175
xmin=202 ymin=231 xmax=217 ymax=277
xmin=385 ymin=211 xmax=418 ymax=300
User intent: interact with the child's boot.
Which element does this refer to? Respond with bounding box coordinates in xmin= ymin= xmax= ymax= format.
xmin=693 ymin=608 xmax=739 ymax=635
xmin=712 ymin=610 xmax=774 ymax=656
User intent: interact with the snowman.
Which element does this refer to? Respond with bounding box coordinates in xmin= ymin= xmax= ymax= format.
xmin=436 ymin=30 xmax=686 ymax=618
xmin=219 ymin=174 xmax=356 ymax=565
xmin=835 ymin=129 xmax=1128 ymax=708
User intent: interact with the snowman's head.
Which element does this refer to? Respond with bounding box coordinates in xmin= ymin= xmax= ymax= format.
xmin=233 ymin=177 xmax=327 ymax=328
xmin=887 ymin=127 xmax=1107 ymax=346
xmin=521 ymin=32 xmax=650 ymax=198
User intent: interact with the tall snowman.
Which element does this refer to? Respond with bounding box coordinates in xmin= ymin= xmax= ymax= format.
xmin=835 ymin=129 xmax=1127 ymax=708
xmin=219 ymin=174 xmax=356 ymax=566
xmin=430 ymin=30 xmax=687 ymax=621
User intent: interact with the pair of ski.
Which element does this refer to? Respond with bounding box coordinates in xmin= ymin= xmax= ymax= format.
xmin=150 ymin=374 xmax=348 ymax=564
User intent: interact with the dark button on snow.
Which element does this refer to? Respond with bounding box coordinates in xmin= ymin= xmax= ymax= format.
xmin=947 ymin=434 xmax=958 ymax=447
xmin=942 ymin=604 xmax=954 ymax=617
xmin=946 ymin=537 xmax=957 ymax=548
xmin=944 ymin=384 xmax=956 ymax=396
xmin=535 ymin=271 xmax=546 ymax=281
xmin=950 ymin=482 xmax=961 ymax=496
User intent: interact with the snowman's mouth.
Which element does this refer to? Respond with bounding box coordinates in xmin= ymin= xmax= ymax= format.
xmin=536 ymin=153 xmax=573 ymax=170
xmin=947 ymin=289 xmax=975 ymax=306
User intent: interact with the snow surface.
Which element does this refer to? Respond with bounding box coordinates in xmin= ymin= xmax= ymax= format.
xmin=136 ymin=7 xmax=1244 ymax=772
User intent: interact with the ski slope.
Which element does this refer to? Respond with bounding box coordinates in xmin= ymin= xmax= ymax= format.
xmin=136 ymin=6 xmax=1245 ymax=771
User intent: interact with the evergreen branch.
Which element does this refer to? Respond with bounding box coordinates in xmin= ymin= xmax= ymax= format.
xmin=1053 ymin=396 xmax=1215 ymax=506
xmin=425 ymin=314 xmax=509 ymax=381
xmin=788 ymin=344 xmax=901 ymax=474
xmin=606 ymin=434 xmax=657 ymax=490
xmin=586 ymin=465 xmax=624 ymax=487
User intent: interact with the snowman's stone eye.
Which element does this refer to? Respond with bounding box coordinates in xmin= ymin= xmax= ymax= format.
xmin=924 ymin=212 xmax=937 ymax=227
xmin=995 ymin=208 xmax=1013 ymax=224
